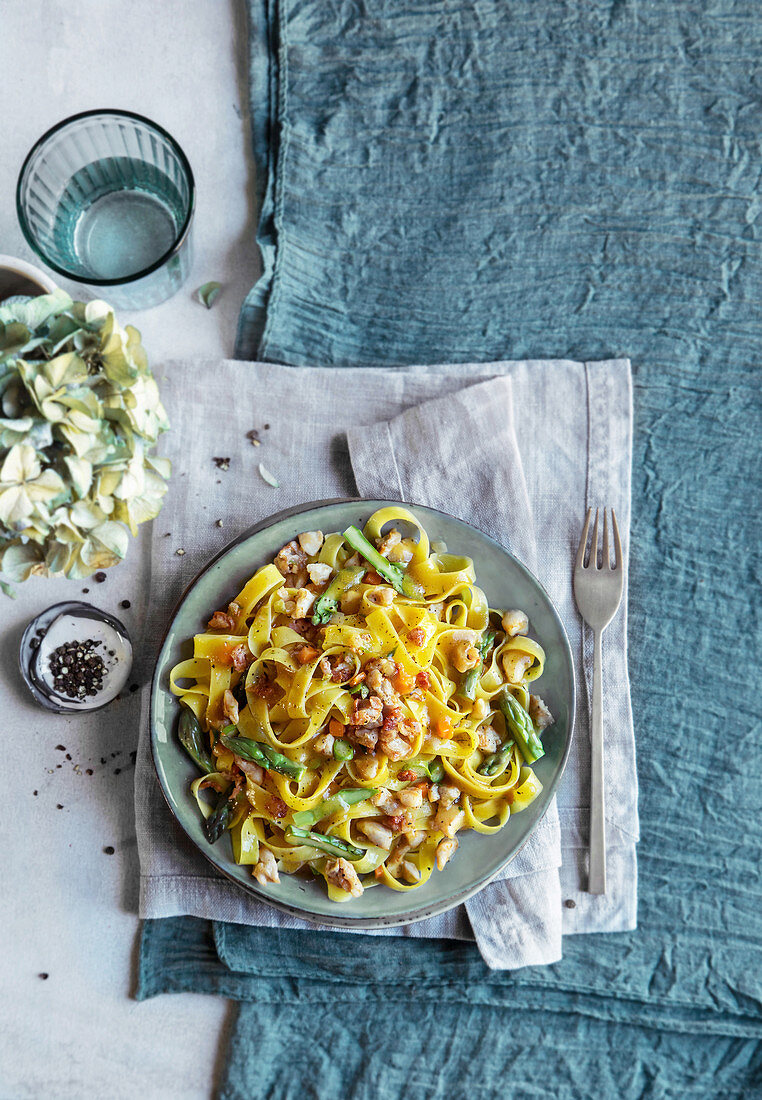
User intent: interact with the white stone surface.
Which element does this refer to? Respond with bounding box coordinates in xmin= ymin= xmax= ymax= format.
xmin=0 ymin=2 xmax=261 ymax=1096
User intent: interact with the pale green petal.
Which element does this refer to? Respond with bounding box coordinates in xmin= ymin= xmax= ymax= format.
xmin=63 ymin=456 xmax=92 ymax=498
xmin=0 ymin=485 xmax=32 ymax=526
xmin=1 ymin=443 xmax=40 ymax=485
xmin=1 ymin=541 xmax=43 ymax=581
xmin=27 ymin=468 xmax=66 ymax=502
xmin=90 ymin=520 xmax=129 ymax=559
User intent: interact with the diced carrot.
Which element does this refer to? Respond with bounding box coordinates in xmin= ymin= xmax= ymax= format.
xmin=374 ymin=865 xmax=385 ymax=879
xmin=407 ymin=627 xmax=426 ymax=647
xmin=415 ymin=670 xmax=431 ymax=690
xmin=329 ymin=718 xmax=345 ymax=737
xmin=364 ymin=570 xmax=385 ymax=585
xmin=296 ymin=644 xmax=320 ymax=664
xmin=392 ymin=668 xmax=416 ymax=694
xmin=434 ymin=714 xmax=454 ymax=740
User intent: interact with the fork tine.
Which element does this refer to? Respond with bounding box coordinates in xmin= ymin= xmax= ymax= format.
xmin=611 ymin=508 xmax=622 ymax=570
xmin=575 ymin=508 xmax=593 ymax=569
xmin=590 ymin=507 xmax=600 ymax=569
xmin=602 ymin=509 xmax=610 ymax=569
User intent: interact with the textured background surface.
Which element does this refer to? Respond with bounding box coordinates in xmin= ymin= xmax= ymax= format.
xmin=241 ymin=0 xmax=761 ymax=1095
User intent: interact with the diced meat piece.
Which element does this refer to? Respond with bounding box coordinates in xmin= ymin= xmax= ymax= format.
xmin=477 ymin=725 xmax=500 ymax=753
xmin=376 ymin=529 xmax=401 ymax=556
xmin=501 ymin=652 xmax=533 ymax=683
xmin=371 ymin=788 xmax=402 ymax=815
xmin=274 ymin=539 xmax=308 ymax=576
xmin=297 ymin=530 xmax=324 ymax=556
xmin=407 ymin=627 xmax=426 ymax=647
xmin=397 ymin=786 xmax=424 ymax=809
xmin=400 ymin=860 xmax=421 ymax=884
xmin=367 ymin=585 xmax=395 ymax=606
xmin=435 ymin=805 xmax=465 ymax=838
xmin=452 ymin=639 xmax=479 ymax=673
xmin=346 ymin=725 xmax=379 ymax=751
xmin=208 ymin=610 xmax=236 ymax=631
xmin=330 ymin=657 xmax=355 ymax=684
xmin=313 ymin=732 xmax=335 ymax=756
xmin=265 ymin=794 xmax=288 ymax=819
xmin=436 ymin=837 xmax=458 ymax=870
xmin=230 ymin=644 xmax=252 ymax=672
xmin=387 ymin=543 xmax=413 ymax=564
xmin=238 ymin=759 xmax=265 ymax=785
xmin=307 ymin=562 xmax=332 ymax=585
xmin=471 ymin=697 xmax=489 ymax=722
xmin=350 ymin=695 xmax=384 ymax=727
xmin=296 ymin=644 xmax=320 ymax=664
xmin=358 ymin=819 xmax=393 ymax=849
xmin=502 ymin=609 xmax=529 ymax=637
xmin=222 ymin=689 xmax=239 ymax=725
xmin=529 ymin=694 xmax=554 ymax=731
xmin=253 ymin=847 xmax=279 ymax=885
xmin=324 ymin=857 xmax=363 ymax=898
xmin=292 ymin=588 xmax=316 ymax=619
xmin=437 ymin=784 xmax=461 ymax=809
xmin=318 ymin=656 xmax=332 ymax=678
xmin=415 ymin=670 xmax=431 ymax=690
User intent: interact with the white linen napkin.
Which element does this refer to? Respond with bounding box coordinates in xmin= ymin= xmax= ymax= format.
xmin=134 ymin=357 xmax=637 ymax=969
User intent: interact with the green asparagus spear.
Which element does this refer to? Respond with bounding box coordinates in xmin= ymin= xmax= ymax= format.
xmin=177 ymin=708 xmax=215 ymax=775
xmin=347 ymin=682 xmax=370 ymax=698
xmin=311 ymin=565 xmax=366 ymax=625
xmin=284 ymin=825 xmax=365 ymax=861
xmin=222 ymin=734 xmax=306 ymax=780
xmin=332 ymin=737 xmax=354 ymax=761
xmin=342 ymin=525 xmax=424 ymax=600
xmin=407 ymin=757 xmax=445 ymax=782
xmin=460 ymin=628 xmax=497 ymax=700
xmin=204 ymin=788 xmax=244 ymax=844
xmin=292 ymin=788 xmax=376 ymax=829
xmin=477 ymin=739 xmax=515 ymax=778
xmin=497 ymin=689 xmax=545 ymax=764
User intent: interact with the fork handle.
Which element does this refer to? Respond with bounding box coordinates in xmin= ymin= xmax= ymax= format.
xmin=589 ymin=627 xmax=606 ymax=894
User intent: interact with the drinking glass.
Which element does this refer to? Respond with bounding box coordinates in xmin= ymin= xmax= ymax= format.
xmin=16 ymin=109 xmax=195 ymax=309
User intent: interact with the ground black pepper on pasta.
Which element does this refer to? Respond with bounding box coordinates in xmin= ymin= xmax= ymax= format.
xmin=48 ymin=639 xmax=107 ymax=700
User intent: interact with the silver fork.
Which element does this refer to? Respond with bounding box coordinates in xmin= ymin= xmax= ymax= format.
xmin=573 ymin=508 xmax=624 ymax=895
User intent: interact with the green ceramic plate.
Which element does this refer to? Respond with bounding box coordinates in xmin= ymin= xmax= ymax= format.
xmin=150 ymin=499 xmax=575 ymax=928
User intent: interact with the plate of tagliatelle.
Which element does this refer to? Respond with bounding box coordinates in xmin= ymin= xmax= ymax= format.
xmin=150 ymin=499 xmax=575 ymax=928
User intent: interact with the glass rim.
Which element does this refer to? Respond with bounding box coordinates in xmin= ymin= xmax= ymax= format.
xmin=16 ymin=108 xmax=196 ymax=288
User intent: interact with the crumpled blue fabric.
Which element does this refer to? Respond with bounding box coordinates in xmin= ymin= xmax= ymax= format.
xmin=139 ymin=1 xmax=762 ymax=1096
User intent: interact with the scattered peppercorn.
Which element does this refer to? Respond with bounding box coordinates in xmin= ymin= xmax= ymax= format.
xmin=564 ymin=899 xmax=577 ymax=909
xmin=30 ymin=637 xmax=40 ymax=649
xmin=82 ymin=588 xmax=89 ymax=594
xmin=129 ymin=683 xmax=139 ymax=693
xmin=100 ymin=757 xmax=107 ymax=764
xmin=94 ymin=572 xmax=107 ymax=583
xmin=85 ymin=769 xmax=93 ymax=776
xmin=56 ymin=804 xmax=63 ymax=810
xmin=39 ymin=973 xmax=49 ymax=980
xmin=33 ymin=790 xmax=38 ymax=796
xmin=114 ymin=768 xmax=122 ymax=775
xmin=264 ymin=423 xmax=270 ymax=429
xmin=55 ymin=745 xmax=66 ymax=751
xmin=213 ymin=457 xmax=231 ymax=471
xmin=103 ymin=846 xmax=115 ymax=855
xmin=48 ymin=639 xmax=106 ymax=700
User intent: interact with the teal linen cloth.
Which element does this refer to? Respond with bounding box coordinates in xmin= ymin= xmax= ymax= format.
xmin=139 ymin=1 xmax=762 ymax=1096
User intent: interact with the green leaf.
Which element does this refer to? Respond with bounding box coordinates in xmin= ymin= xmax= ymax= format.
xmin=0 ymin=580 xmax=16 ymax=598
xmin=258 ymin=463 xmax=280 ymax=488
xmin=195 ymin=281 xmax=222 ymax=309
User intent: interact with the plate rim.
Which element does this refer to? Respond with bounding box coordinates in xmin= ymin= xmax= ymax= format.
xmin=149 ymin=496 xmax=576 ymax=929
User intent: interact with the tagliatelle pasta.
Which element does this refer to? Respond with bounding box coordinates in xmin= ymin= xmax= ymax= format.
xmin=170 ymin=506 xmax=555 ymax=902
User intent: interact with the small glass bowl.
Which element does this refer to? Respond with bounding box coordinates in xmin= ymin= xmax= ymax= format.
xmin=19 ymin=601 xmax=133 ymax=714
